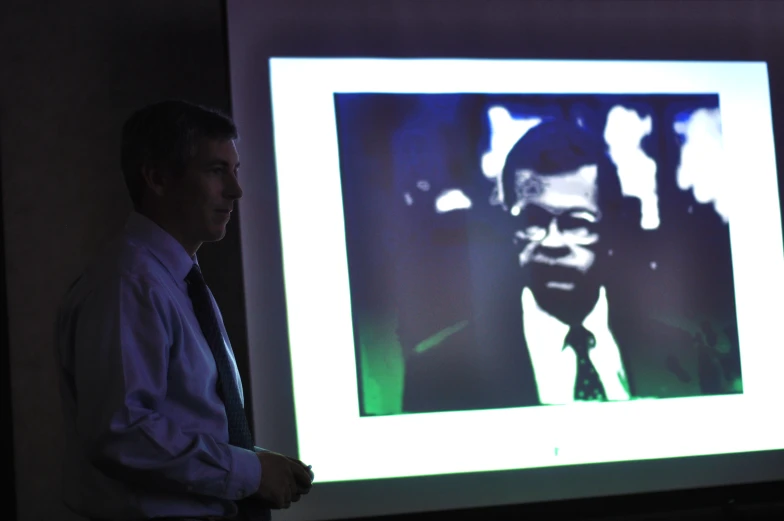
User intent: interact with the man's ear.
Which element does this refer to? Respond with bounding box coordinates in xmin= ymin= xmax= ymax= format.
xmin=140 ymin=163 xmax=167 ymax=198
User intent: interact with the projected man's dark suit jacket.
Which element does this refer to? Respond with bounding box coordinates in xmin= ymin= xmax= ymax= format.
xmin=401 ymin=286 xmax=740 ymax=414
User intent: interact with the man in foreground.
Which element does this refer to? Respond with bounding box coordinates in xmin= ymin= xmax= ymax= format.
xmin=55 ymin=100 xmax=312 ymax=520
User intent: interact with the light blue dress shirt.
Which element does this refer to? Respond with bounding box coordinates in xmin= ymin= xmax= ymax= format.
xmin=55 ymin=212 xmax=261 ymax=520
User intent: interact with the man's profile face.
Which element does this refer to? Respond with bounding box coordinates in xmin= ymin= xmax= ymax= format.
xmin=509 ymin=164 xmax=601 ymax=294
xmin=166 ymin=138 xmax=243 ymax=249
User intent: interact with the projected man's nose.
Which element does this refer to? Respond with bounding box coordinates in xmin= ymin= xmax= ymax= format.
xmin=533 ymin=220 xmax=572 ymax=260
xmin=515 ymin=208 xmax=599 ymax=265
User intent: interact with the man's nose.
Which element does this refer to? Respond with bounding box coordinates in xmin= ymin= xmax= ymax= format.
xmin=536 ymin=219 xmax=570 ymax=258
xmin=224 ymin=172 xmax=243 ymax=200
xmin=539 ymin=219 xmax=567 ymax=248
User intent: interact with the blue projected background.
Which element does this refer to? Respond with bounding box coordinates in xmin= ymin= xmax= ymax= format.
xmin=333 ymin=93 xmax=740 ymax=416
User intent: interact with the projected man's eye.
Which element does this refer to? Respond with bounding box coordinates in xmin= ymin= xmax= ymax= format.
xmin=514 ymin=208 xmax=599 ymax=246
xmin=559 ymin=215 xmax=599 ymax=242
xmin=514 ymin=206 xmax=551 ymax=241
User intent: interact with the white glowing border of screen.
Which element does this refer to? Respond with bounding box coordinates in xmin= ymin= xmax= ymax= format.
xmin=267 ymin=59 xmax=784 ymax=483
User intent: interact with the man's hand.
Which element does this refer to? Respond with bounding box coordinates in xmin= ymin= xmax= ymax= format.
xmin=285 ymin=455 xmax=315 ymax=481
xmin=254 ymin=451 xmax=313 ymax=509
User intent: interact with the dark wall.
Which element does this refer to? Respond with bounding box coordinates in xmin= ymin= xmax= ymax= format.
xmin=0 ymin=2 xmax=244 ymax=520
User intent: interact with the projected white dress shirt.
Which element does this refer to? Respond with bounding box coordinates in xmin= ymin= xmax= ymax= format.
xmin=522 ymin=286 xmax=631 ymax=404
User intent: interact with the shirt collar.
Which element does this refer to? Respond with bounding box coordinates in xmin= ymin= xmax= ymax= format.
xmin=522 ymin=285 xmax=610 ymax=351
xmin=125 ymin=211 xmax=196 ymax=284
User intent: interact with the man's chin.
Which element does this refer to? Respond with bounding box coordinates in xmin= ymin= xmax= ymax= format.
xmin=529 ymin=277 xmax=600 ymax=326
xmin=204 ymin=227 xmax=227 ymax=243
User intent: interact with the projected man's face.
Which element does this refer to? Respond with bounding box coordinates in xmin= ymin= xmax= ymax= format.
xmin=509 ymin=165 xmax=601 ymax=298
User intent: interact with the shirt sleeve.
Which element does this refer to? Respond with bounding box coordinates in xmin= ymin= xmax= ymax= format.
xmin=70 ymin=272 xmax=261 ymax=500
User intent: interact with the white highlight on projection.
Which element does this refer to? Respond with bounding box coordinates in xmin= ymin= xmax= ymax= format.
xmin=482 ymin=104 xmax=662 ymax=231
xmin=435 ymin=189 xmax=472 ymax=213
xmin=268 ymin=58 xmax=784 ymax=483
xmin=604 ymin=105 xmax=660 ymax=230
xmin=480 ymin=106 xmax=542 ymax=205
xmin=674 ymin=108 xmax=728 ymax=222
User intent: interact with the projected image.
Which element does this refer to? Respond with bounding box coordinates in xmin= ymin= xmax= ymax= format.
xmin=334 ymin=94 xmax=743 ymax=416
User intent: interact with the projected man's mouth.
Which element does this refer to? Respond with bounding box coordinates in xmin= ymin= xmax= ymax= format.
xmin=530 ymin=264 xmax=582 ymax=291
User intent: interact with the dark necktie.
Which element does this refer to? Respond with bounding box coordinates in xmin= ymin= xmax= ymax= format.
xmin=565 ymin=325 xmax=607 ymax=401
xmin=186 ymin=264 xmax=255 ymax=450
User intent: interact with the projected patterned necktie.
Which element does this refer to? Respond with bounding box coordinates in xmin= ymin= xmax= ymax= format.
xmin=186 ymin=264 xmax=255 ymax=450
xmin=565 ymin=325 xmax=607 ymax=401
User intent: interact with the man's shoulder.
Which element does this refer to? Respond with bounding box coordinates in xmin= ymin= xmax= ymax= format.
xmin=63 ymin=234 xmax=174 ymax=308
xmin=409 ymin=319 xmax=472 ymax=356
xmin=611 ymin=306 xmax=741 ymax=397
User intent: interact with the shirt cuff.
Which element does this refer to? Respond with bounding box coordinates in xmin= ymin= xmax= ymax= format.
xmin=225 ymin=445 xmax=262 ymax=500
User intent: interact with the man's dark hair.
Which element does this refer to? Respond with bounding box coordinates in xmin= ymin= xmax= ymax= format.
xmin=500 ymin=120 xmax=623 ymax=221
xmin=120 ymin=100 xmax=238 ymax=209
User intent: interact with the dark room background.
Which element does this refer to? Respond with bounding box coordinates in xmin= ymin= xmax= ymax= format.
xmin=0 ymin=2 xmax=245 ymax=520
xmin=2 ymin=1 xmax=783 ymax=520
